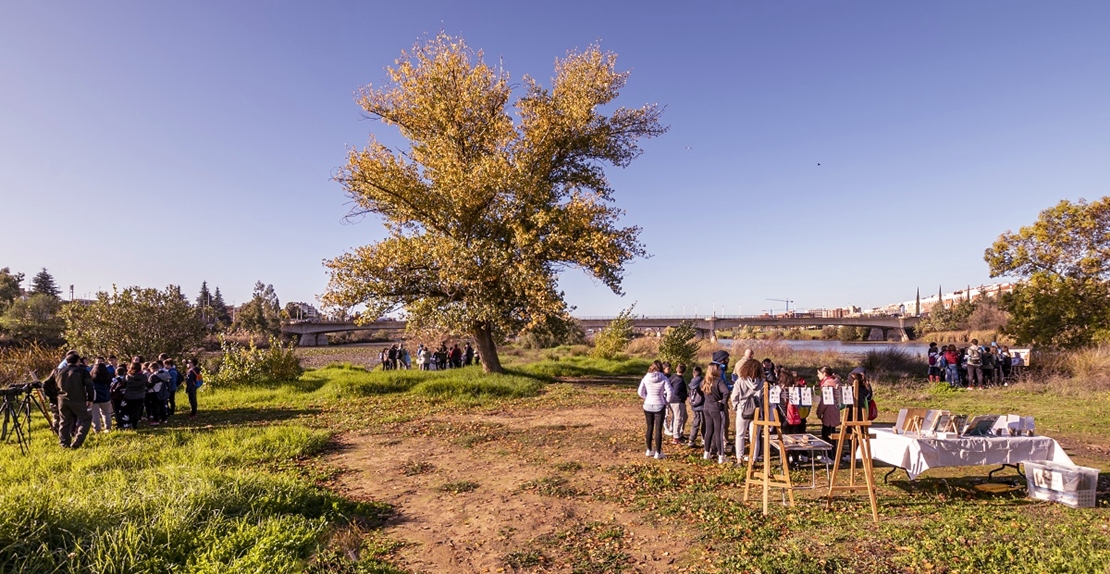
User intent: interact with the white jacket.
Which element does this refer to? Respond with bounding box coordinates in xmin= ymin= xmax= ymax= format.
xmin=637 ymin=372 xmax=672 ymax=412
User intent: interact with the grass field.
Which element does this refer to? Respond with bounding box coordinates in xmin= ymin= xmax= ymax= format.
xmin=1 ymin=351 xmax=1107 ymax=573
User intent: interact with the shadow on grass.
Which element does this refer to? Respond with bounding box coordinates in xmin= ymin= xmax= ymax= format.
xmin=156 ymin=406 xmax=321 ymax=429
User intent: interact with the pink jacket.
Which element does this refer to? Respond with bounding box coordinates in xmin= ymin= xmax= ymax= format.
xmin=815 ymin=377 xmax=841 ymax=427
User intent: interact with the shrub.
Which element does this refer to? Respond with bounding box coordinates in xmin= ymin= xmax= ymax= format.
xmin=820 ymin=326 xmax=839 ymax=340
xmin=658 ymin=321 xmax=700 ymax=368
xmin=209 ymin=336 xmax=304 ymax=387
xmin=591 ymin=306 xmax=635 ymax=360
xmin=860 ymin=348 xmax=923 ymax=380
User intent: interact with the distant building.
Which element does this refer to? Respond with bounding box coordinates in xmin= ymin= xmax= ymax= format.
xmin=287 ymin=302 xmax=321 ymax=321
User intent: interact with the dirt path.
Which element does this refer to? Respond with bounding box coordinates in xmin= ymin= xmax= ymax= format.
xmin=329 ymin=407 xmax=694 ymax=573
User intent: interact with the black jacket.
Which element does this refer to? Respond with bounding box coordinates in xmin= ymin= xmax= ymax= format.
xmin=667 ymin=374 xmax=687 ymax=403
xmin=49 ymin=364 xmax=95 ymax=403
xmin=688 ymin=376 xmax=705 ymax=410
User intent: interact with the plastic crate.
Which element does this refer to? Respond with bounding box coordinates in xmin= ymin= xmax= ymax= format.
xmin=1023 ymin=460 xmax=1099 ymax=509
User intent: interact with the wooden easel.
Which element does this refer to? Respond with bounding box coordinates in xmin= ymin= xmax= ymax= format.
xmin=743 ymin=384 xmax=795 ymax=514
xmin=824 ymin=379 xmax=879 ymax=522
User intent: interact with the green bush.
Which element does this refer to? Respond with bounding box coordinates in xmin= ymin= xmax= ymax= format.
xmin=591 ymin=306 xmax=635 ymax=360
xmin=658 ymin=321 xmax=700 ymax=368
xmin=210 ymin=336 xmax=304 ymax=387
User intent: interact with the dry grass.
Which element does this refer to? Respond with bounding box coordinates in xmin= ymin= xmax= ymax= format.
xmin=0 ymin=344 xmax=63 ymax=386
xmin=1029 ymin=345 xmax=1110 ymax=394
xmin=918 ymin=329 xmax=1014 ymax=345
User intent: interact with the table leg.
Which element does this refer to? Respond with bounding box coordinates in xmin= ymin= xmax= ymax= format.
xmin=988 ymin=463 xmax=1024 ymax=481
xmin=883 ymin=466 xmax=905 ymax=484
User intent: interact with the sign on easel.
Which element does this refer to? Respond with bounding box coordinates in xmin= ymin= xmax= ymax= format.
xmin=800 ymin=388 xmax=813 ymax=406
xmin=824 ymin=378 xmax=880 ymax=523
xmin=744 ymin=383 xmax=795 ymax=515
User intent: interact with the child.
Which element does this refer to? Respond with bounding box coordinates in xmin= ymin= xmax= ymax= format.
xmin=686 ymin=366 xmax=705 ymax=448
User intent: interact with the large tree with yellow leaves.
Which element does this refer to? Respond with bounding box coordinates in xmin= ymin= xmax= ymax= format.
xmin=323 ymin=34 xmax=665 ymax=372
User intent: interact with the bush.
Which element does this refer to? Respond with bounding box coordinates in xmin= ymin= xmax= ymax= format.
xmin=837 ymin=326 xmax=862 ymax=341
xmin=860 ymin=348 xmax=923 ymax=380
xmin=591 ymin=307 xmax=635 ymax=360
xmin=820 ymin=326 xmax=839 ymax=340
xmin=658 ymin=321 xmax=700 ymax=368
xmin=210 ymin=336 xmax=304 ymax=387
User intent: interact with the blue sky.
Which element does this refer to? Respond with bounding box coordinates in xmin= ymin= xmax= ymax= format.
xmin=2 ymin=2 xmax=1108 ymax=316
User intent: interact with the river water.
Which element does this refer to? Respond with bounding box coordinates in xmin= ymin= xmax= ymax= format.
xmin=717 ymin=339 xmax=930 ymax=357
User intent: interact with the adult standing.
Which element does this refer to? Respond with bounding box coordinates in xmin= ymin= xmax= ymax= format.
xmin=464 ymin=343 xmax=475 ymax=366
xmin=184 ymin=359 xmax=201 ymax=417
xmin=701 ymin=362 xmax=731 ymax=464
xmin=637 ymin=360 xmax=671 ymax=460
xmin=45 ymin=352 xmax=95 ymax=449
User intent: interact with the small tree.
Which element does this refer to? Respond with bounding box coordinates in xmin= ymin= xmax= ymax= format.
xmin=592 ymin=306 xmax=636 ymax=360
xmin=0 ymin=294 xmax=64 ymax=345
xmin=837 ymin=325 xmax=861 ymax=341
xmin=232 ymin=281 xmax=282 ymax=336
xmin=30 ymin=268 xmax=60 ymax=298
xmin=0 ymin=268 xmax=24 ymax=312
xmin=658 ymin=320 xmax=700 ymax=368
xmin=61 ymin=286 xmax=205 ymax=358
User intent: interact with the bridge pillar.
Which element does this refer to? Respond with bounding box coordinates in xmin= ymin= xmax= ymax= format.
xmin=895 ymin=328 xmax=910 ymax=342
xmin=708 ymin=317 xmax=717 ymax=342
xmin=299 ymin=333 xmax=325 ymax=347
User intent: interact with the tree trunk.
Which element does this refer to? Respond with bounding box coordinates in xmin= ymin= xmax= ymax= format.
xmin=472 ymin=322 xmax=503 ymax=373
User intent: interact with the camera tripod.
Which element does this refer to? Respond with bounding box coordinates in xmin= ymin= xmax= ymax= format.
xmin=1 ymin=384 xmax=56 ymax=455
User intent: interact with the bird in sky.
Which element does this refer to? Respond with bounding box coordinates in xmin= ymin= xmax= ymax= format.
xmin=817 ymin=163 xmax=821 ymax=166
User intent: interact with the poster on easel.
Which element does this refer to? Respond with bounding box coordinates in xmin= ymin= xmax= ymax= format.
xmin=769 ymin=385 xmax=782 ymax=404
xmin=821 ymin=386 xmax=836 ymax=406
xmin=788 ymin=387 xmax=801 ymax=405
xmin=841 ymin=385 xmax=855 ymax=406
xmin=800 ymin=388 xmax=813 ymax=406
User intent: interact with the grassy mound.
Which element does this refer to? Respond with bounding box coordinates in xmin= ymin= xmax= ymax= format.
xmin=0 ymin=425 xmax=393 ymax=573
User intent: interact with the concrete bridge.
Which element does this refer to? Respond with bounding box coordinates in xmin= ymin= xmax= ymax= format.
xmin=282 ymin=314 xmax=921 ymax=346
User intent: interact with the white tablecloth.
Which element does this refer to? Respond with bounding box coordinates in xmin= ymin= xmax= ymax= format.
xmin=867 ymin=427 xmax=1074 ymax=479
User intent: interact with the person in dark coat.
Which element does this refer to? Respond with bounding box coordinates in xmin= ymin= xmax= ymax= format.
xmin=44 ymin=351 xmax=95 ymax=449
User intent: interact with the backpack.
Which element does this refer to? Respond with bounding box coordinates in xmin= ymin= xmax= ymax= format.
xmin=191 ymin=368 xmax=204 ymax=389
xmin=967 ymin=346 xmax=982 ymax=366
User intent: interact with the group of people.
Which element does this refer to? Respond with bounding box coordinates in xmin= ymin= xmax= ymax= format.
xmin=379 ymin=342 xmax=477 ymax=371
xmin=39 ymin=350 xmax=202 ymax=449
xmin=637 ymin=349 xmax=874 ymax=466
xmin=927 ymin=340 xmax=1024 ymax=388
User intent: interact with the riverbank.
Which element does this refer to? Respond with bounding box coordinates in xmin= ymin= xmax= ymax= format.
xmin=4 ymin=353 xmax=1107 ymax=572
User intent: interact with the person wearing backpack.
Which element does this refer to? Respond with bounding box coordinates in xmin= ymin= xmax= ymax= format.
xmin=965 ymin=339 xmax=984 ymax=389
xmin=666 ymin=363 xmax=688 ymax=444
xmin=927 ymin=342 xmax=941 ymax=382
xmin=686 ymin=366 xmax=705 ymax=448
xmin=730 ymin=358 xmax=764 ymax=464
xmin=162 ymin=358 xmax=180 ymax=417
xmin=44 ymin=351 xmax=95 ymax=449
xmin=184 ymin=359 xmax=202 ymax=417
xmin=89 ymin=358 xmax=113 ymax=433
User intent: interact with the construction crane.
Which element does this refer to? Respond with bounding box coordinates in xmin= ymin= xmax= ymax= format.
xmin=766 ymin=298 xmax=794 ymax=317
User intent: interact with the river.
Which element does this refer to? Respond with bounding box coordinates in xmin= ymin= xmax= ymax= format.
xmin=717 ymin=339 xmax=930 ymax=357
